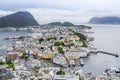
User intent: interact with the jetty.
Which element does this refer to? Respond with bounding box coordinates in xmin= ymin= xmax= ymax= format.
xmin=90 ymin=51 xmax=119 ymax=57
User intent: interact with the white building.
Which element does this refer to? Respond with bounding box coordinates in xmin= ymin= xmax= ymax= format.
xmin=53 ymin=75 xmax=79 ymax=80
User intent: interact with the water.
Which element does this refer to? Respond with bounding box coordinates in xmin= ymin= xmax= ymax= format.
xmin=0 ymin=25 xmax=120 ymax=75
xmin=82 ymin=24 xmax=120 ymax=75
xmin=0 ymin=30 xmax=29 ymax=55
xmin=0 ymin=30 xmax=29 ymax=45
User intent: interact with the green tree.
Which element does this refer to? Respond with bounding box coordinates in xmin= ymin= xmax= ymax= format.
xmin=82 ymin=41 xmax=87 ymax=47
xmin=21 ymin=55 xmax=29 ymax=59
xmin=72 ymin=30 xmax=86 ymax=41
xmin=75 ymin=73 xmax=84 ymax=80
xmin=39 ymin=38 xmax=44 ymax=43
xmin=68 ymin=43 xmax=75 ymax=48
xmin=56 ymin=70 xmax=65 ymax=75
xmin=58 ymin=47 xmax=64 ymax=53
xmin=60 ymin=37 xmax=64 ymax=40
xmin=54 ymin=41 xmax=62 ymax=46
xmin=47 ymin=37 xmax=56 ymax=41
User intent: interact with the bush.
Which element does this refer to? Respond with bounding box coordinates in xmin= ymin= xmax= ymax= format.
xmin=7 ymin=63 xmax=14 ymax=68
xmin=56 ymin=70 xmax=65 ymax=75
xmin=82 ymin=41 xmax=87 ymax=47
xmin=6 ymin=60 xmax=12 ymax=65
xmin=0 ymin=62 xmax=4 ymax=65
xmin=68 ymin=43 xmax=75 ymax=48
xmin=39 ymin=38 xmax=44 ymax=43
xmin=47 ymin=37 xmax=56 ymax=41
xmin=60 ymin=37 xmax=64 ymax=40
xmin=21 ymin=55 xmax=28 ymax=59
xmin=58 ymin=47 xmax=64 ymax=53
xmin=54 ymin=41 xmax=62 ymax=46
xmin=72 ymin=30 xmax=86 ymax=41
xmin=0 ymin=60 xmax=14 ymax=69
xmin=75 ymin=73 xmax=84 ymax=80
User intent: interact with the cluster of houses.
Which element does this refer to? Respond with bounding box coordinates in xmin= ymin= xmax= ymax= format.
xmin=0 ymin=26 xmax=99 ymax=80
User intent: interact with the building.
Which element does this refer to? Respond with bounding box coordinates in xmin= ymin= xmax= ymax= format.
xmin=66 ymin=35 xmax=80 ymax=42
xmin=53 ymin=75 xmax=79 ymax=80
xmin=41 ymin=53 xmax=54 ymax=59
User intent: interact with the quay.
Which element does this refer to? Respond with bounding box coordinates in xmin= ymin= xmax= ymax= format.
xmin=90 ymin=51 xmax=119 ymax=57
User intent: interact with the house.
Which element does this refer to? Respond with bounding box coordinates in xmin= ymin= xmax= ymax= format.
xmin=7 ymin=51 xmax=23 ymax=60
xmin=53 ymin=53 xmax=68 ymax=67
xmin=0 ymin=56 xmax=6 ymax=62
xmin=66 ymin=35 xmax=79 ymax=42
xmin=53 ymin=75 xmax=79 ymax=80
xmin=41 ymin=53 xmax=54 ymax=59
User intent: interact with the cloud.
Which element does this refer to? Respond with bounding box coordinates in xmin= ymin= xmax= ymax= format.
xmin=0 ymin=10 xmax=13 ymax=16
xmin=0 ymin=0 xmax=120 ymax=24
xmin=24 ymin=7 xmax=120 ymax=24
xmin=24 ymin=8 xmax=92 ymax=24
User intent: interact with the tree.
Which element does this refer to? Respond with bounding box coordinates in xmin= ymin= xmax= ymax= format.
xmin=75 ymin=73 xmax=84 ymax=80
xmin=54 ymin=41 xmax=62 ymax=46
xmin=60 ymin=37 xmax=64 ymax=40
xmin=72 ymin=31 xmax=87 ymax=41
xmin=68 ymin=43 xmax=75 ymax=48
xmin=58 ymin=47 xmax=64 ymax=53
xmin=47 ymin=37 xmax=56 ymax=41
xmin=39 ymin=38 xmax=44 ymax=43
xmin=82 ymin=41 xmax=87 ymax=47
xmin=56 ymin=70 xmax=65 ymax=75
xmin=20 ymin=55 xmax=29 ymax=59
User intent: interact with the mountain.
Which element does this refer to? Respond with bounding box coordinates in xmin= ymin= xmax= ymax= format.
xmin=47 ymin=22 xmax=91 ymax=29
xmin=0 ymin=11 xmax=39 ymax=27
xmin=62 ymin=22 xmax=74 ymax=27
xmin=48 ymin=22 xmax=62 ymax=26
xmin=48 ymin=22 xmax=74 ymax=27
xmin=88 ymin=16 xmax=120 ymax=24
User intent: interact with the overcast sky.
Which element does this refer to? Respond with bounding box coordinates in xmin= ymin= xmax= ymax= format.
xmin=0 ymin=0 xmax=120 ymax=24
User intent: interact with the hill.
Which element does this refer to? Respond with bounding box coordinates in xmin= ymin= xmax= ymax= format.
xmin=48 ymin=22 xmax=74 ymax=27
xmin=88 ymin=16 xmax=120 ymax=24
xmin=47 ymin=22 xmax=91 ymax=29
xmin=0 ymin=11 xmax=39 ymax=27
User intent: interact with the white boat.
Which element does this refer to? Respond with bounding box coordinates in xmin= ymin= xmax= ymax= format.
xmin=80 ymin=58 xmax=85 ymax=66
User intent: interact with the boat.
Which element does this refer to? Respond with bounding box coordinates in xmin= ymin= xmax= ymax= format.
xmin=105 ymin=67 xmax=120 ymax=74
xmin=5 ymin=36 xmax=31 ymax=40
xmin=80 ymin=58 xmax=85 ymax=66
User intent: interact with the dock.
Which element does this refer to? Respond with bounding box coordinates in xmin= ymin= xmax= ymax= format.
xmin=90 ymin=51 xmax=119 ymax=57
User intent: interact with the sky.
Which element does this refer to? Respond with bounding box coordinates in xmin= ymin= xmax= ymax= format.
xmin=0 ymin=0 xmax=120 ymax=24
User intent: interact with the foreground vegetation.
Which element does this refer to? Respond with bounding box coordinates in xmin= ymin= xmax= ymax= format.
xmin=0 ymin=60 xmax=14 ymax=69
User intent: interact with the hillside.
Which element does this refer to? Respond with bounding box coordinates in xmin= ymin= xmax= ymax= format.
xmin=0 ymin=11 xmax=39 ymax=27
xmin=48 ymin=22 xmax=74 ymax=27
xmin=88 ymin=16 xmax=120 ymax=24
xmin=47 ymin=22 xmax=91 ymax=29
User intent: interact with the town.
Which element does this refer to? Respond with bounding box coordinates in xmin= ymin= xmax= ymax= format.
xmin=0 ymin=24 xmax=120 ymax=80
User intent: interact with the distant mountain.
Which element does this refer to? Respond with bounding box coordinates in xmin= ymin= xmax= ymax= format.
xmin=62 ymin=22 xmax=74 ymax=27
xmin=48 ymin=22 xmax=74 ymax=27
xmin=0 ymin=11 xmax=39 ymax=27
xmin=88 ymin=16 xmax=120 ymax=24
xmin=48 ymin=22 xmax=62 ymax=26
xmin=47 ymin=22 xmax=91 ymax=29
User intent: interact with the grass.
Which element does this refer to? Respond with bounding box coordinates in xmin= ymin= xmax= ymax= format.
xmin=0 ymin=60 xmax=14 ymax=69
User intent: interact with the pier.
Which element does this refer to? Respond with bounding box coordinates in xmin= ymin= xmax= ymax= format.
xmin=90 ymin=51 xmax=119 ymax=57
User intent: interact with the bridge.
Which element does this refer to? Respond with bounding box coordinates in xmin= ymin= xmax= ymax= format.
xmin=90 ymin=51 xmax=119 ymax=57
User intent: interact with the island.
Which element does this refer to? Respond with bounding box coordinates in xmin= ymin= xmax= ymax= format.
xmin=88 ymin=16 xmax=120 ymax=24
